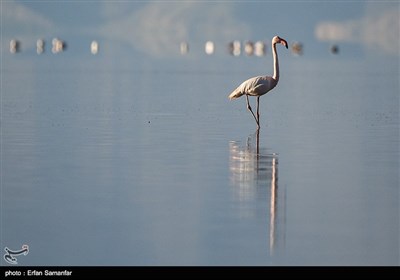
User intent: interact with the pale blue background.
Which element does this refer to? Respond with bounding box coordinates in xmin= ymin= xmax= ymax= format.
xmin=1 ymin=1 xmax=399 ymax=266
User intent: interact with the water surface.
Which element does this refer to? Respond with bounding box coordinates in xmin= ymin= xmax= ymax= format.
xmin=2 ymin=56 xmax=399 ymax=265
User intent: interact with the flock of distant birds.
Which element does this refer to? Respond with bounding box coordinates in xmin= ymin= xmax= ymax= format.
xmin=9 ymin=38 xmax=99 ymax=55
xmin=8 ymin=38 xmax=339 ymax=56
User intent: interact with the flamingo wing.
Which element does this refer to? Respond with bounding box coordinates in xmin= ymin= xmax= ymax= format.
xmin=229 ymin=76 xmax=277 ymax=99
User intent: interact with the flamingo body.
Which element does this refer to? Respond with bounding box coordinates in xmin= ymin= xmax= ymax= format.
xmin=229 ymin=75 xmax=277 ymax=99
xmin=229 ymin=35 xmax=288 ymax=129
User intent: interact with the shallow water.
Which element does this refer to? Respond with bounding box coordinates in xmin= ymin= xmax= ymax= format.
xmin=2 ymin=56 xmax=399 ymax=265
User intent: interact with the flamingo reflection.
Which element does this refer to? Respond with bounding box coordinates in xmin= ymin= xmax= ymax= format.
xmin=229 ymin=131 xmax=283 ymax=255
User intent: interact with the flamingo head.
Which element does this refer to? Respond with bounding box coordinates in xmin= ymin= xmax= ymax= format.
xmin=272 ymin=36 xmax=288 ymax=49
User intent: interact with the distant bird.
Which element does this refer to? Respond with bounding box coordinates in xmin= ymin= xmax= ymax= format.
xmin=229 ymin=36 xmax=288 ymax=129
xmin=330 ymin=44 xmax=339 ymax=54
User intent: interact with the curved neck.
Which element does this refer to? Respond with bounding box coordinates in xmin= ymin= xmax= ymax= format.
xmin=272 ymin=42 xmax=279 ymax=81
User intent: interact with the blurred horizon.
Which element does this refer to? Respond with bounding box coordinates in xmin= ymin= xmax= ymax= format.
xmin=2 ymin=1 xmax=399 ymax=63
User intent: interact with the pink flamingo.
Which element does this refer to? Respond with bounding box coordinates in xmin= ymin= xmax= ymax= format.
xmin=229 ymin=36 xmax=288 ymax=129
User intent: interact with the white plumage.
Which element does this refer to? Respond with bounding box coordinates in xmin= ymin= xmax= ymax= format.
xmin=228 ymin=76 xmax=277 ymax=99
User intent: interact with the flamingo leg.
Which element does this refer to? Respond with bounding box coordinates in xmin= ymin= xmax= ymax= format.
xmin=246 ymin=95 xmax=260 ymax=129
xmin=256 ymin=96 xmax=260 ymax=128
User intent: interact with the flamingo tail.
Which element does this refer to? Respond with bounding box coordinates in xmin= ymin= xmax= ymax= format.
xmin=228 ymin=88 xmax=244 ymax=100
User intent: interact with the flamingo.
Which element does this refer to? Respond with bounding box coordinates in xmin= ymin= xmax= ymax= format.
xmin=229 ymin=35 xmax=288 ymax=129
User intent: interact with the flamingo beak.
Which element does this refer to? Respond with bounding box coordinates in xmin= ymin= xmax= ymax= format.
xmin=281 ymin=39 xmax=288 ymax=49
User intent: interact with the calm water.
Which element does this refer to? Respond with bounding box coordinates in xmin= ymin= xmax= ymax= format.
xmin=2 ymin=55 xmax=399 ymax=265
